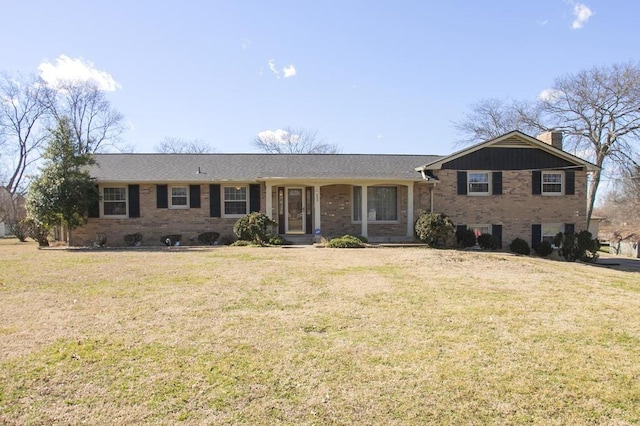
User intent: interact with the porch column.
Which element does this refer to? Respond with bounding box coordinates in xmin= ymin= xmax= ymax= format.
xmin=265 ymin=183 xmax=273 ymax=219
xmin=361 ymin=185 xmax=368 ymax=237
xmin=314 ymin=185 xmax=321 ymax=234
xmin=407 ymin=182 xmax=414 ymax=237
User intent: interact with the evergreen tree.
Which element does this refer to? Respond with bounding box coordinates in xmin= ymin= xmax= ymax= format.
xmin=26 ymin=117 xmax=97 ymax=245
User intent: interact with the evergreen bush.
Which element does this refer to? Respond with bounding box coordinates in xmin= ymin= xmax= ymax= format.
xmin=535 ymin=240 xmax=553 ymax=257
xmin=233 ymin=212 xmax=278 ymax=245
xmin=509 ymin=238 xmax=531 ymax=255
xmin=124 ymin=233 xmax=143 ymax=246
xmin=197 ymin=231 xmax=220 ymax=245
xmin=414 ymin=212 xmax=455 ymax=247
xmin=456 ymin=228 xmax=477 ymax=248
xmin=477 ymin=233 xmax=500 ymax=250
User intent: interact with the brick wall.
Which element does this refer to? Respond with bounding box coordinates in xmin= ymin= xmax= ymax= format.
xmin=433 ymin=170 xmax=588 ymax=246
xmin=71 ymin=183 xmax=261 ymax=247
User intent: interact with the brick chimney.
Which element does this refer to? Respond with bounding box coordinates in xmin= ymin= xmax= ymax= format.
xmin=536 ymin=131 xmax=563 ymax=150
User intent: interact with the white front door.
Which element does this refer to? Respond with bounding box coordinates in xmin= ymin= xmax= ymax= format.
xmin=286 ymin=188 xmax=305 ymax=233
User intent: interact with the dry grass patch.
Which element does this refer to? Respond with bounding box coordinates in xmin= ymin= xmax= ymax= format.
xmin=0 ymin=239 xmax=639 ymax=424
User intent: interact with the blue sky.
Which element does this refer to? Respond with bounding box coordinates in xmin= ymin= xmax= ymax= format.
xmin=1 ymin=0 xmax=638 ymax=155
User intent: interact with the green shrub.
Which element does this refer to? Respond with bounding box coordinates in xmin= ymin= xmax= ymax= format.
xmin=353 ymin=235 xmax=368 ymax=243
xmin=161 ymin=234 xmax=181 ymax=246
xmin=414 ymin=212 xmax=455 ymax=247
xmin=477 ymin=233 xmax=500 ymax=250
xmin=124 ymin=233 xmax=143 ymax=246
xmin=326 ymin=235 xmax=366 ymax=248
xmin=218 ymin=234 xmax=236 ymax=245
xmin=509 ymin=238 xmax=530 ymax=255
xmin=535 ymin=240 xmax=553 ymax=257
xmin=231 ymin=240 xmax=255 ymax=247
xmin=233 ymin=212 xmax=277 ymax=245
xmin=268 ymin=234 xmax=288 ymax=246
xmin=456 ymin=228 xmax=477 ymax=248
xmin=556 ymin=230 xmax=600 ymax=262
xmin=197 ymin=231 xmax=220 ymax=245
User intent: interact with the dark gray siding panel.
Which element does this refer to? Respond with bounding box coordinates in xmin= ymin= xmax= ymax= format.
xmin=441 ymin=147 xmax=577 ymax=171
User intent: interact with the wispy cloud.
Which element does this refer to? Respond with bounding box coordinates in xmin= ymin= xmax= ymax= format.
xmin=38 ymin=55 xmax=120 ymax=91
xmin=571 ymin=2 xmax=593 ymax=29
xmin=536 ymin=19 xmax=549 ymax=27
xmin=242 ymin=39 xmax=251 ymax=50
xmin=266 ymin=59 xmax=297 ymax=79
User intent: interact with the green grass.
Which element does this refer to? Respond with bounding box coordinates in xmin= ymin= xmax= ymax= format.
xmin=0 ymin=239 xmax=639 ymax=424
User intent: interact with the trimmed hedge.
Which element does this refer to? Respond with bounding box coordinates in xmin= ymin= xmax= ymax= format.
xmin=124 ymin=233 xmax=143 ymax=246
xmin=327 ymin=235 xmax=366 ymax=248
xmin=535 ymin=240 xmax=553 ymax=257
xmin=477 ymin=233 xmax=500 ymax=250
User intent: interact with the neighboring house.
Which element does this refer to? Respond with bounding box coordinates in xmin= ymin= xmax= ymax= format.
xmin=72 ymin=130 xmax=597 ymax=247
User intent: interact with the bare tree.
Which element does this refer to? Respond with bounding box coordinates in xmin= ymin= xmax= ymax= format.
xmin=454 ymin=62 xmax=640 ymax=226
xmin=542 ymin=62 xmax=640 ymax=224
xmin=253 ymin=127 xmax=340 ymax=153
xmin=0 ymin=72 xmax=51 ymax=225
xmin=46 ymin=80 xmax=126 ymax=154
xmin=154 ymin=137 xmax=213 ymax=153
xmin=454 ymin=98 xmax=546 ymax=145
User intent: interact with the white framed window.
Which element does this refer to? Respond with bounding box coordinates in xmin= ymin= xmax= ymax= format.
xmin=170 ymin=186 xmax=189 ymax=208
xmin=542 ymin=172 xmax=563 ymax=195
xmin=542 ymin=223 xmax=563 ymax=246
xmin=102 ymin=186 xmax=128 ymax=218
xmin=468 ymin=172 xmax=490 ymax=195
xmin=223 ymin=186 xmax=248 ymax=216
xmin=353 ymin=186 xmax=398 ymax=222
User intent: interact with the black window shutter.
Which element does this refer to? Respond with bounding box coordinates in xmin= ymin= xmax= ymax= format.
xmin=88 ymin=185 xmax=100 ymax=218
xmin=457 ymin=171 xmax=467 ymax=195
xmin=249 ymin=184 xmax=261 ymax=212
xmin=492 ymin=171 xmax=502 ymax=195
xmin=189 ymin=185 xmax=201 ymax=208
xmin=532 ymin=171 xmax=541 ymax=195
xmin=157 ymin=184 xmax=168 ymax=208
xmin=532 ymin=224 xmax=542 ymax=248
xmin=565 ymin=171 xmax=575 ymax=195
xmin=128 ymin=184 xmax=140 ymax=218
xmin=492 ymin=224 xmax=502 ymax=248
xmin=564 ymin=223 xmax=575 ymax=235
xmin=209 ymin=184 xmax=221 ymax=217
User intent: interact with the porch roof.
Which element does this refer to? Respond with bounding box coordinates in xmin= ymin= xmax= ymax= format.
xmin=88 ymin=153 xmax=444 ymax=183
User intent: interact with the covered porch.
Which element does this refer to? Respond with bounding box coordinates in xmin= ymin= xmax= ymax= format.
xmin=262 ymin=180 xmax=433 ymax=242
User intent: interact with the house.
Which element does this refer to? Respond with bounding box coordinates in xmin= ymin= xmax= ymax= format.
xmin=71 ymin=130 xmax=597 ymax=247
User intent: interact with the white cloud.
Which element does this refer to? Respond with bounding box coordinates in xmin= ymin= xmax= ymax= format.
xmin=258 ymin=129 xmax=292 ymax=143
xmin=266 ymin=59 xmax=297 ymax=79
xmin=242 ymin=39 xmax=251 ymax=50
xmin=538 ymin=88 xmax=563 ymax=101
xmin=38 ymin=55 xmax=120 ymax=91
xmin=536 ymin=19 xmax=549 ymax=27
xmin=283 ymin=64 xmax=297 ymax=78
xmin=571 ymin=3 xmax=593 ymax=29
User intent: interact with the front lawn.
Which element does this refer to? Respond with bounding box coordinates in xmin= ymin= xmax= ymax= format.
xmin=1 ymin=239 xmax=639 ymax=424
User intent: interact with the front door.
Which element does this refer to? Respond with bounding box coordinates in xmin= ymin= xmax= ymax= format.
xmin=286 ymin=188 xmax=305 ymax=233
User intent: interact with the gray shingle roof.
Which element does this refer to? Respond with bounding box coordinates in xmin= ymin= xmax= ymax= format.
xmin=89 ymin=153 xmax=444 ymax=183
